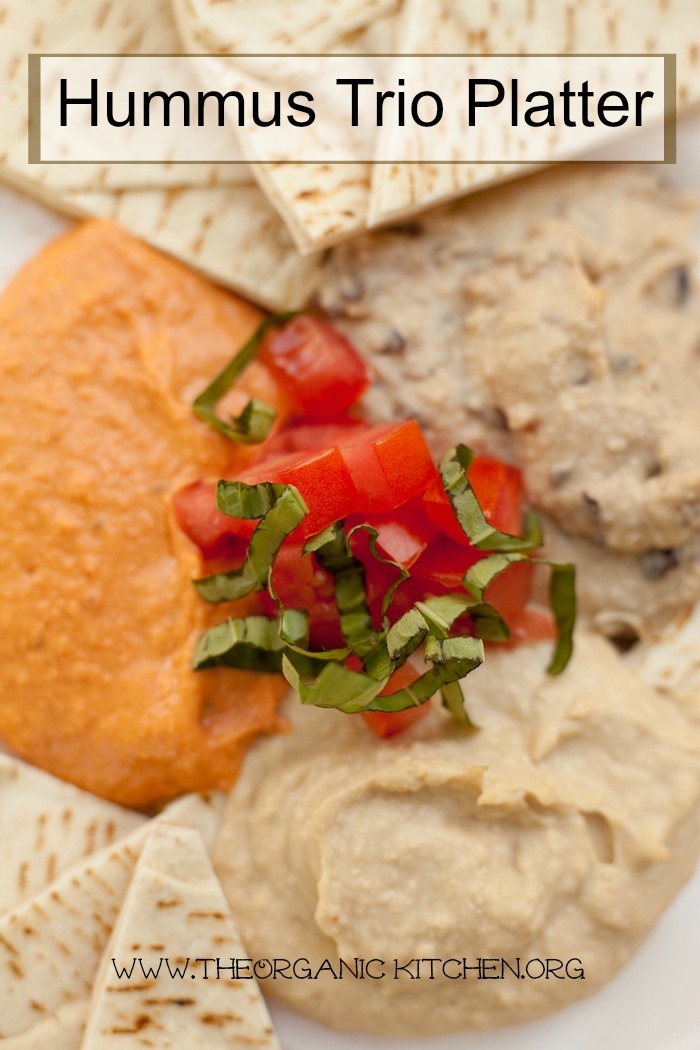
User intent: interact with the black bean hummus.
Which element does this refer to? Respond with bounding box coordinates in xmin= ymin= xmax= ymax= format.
xmin=312 ymin=166 xmax=700 ymax=638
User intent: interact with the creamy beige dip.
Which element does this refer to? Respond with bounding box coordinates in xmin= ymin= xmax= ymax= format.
xmin=313 ymin=166 xmax=700 ymax=636
xmin=214 ymin=632 xmax=700 ymax=1035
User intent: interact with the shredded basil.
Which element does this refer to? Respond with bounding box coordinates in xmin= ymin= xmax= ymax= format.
xmin=439 ymin=445 xmax=543 ymax=552
xmin=546 ymin=563 xmax=577 ymax=675
xmin=195 ymin=480 xmax=307 ymax=603
xmin=193 ymin=313 xmax=296 ymax=443
xmin=190 ymin=437 xmax=577 ymax=726
xmin=305 ymin=522 xmax=380 ymax=660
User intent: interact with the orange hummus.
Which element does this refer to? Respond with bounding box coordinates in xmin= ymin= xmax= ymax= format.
xmin=0 ymin=220 xmax=287 ymax=808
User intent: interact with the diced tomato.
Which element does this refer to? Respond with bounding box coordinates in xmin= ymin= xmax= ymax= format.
xmin=171 ymin=480 xmax=255 ymax=558
xmin=341 ymin=421 xmax=439 ymax=512
xmin=237 ymin=421 xmax=442 ymax=541
xmin=259 ymin=541 xmax=344 ymax=650
xmin=361 ymin=661 xmax=432 ymax=738
xmin=411 ymin=537 xmax=485 ymax=593
xmin=259 ymin=315 xmax=372 ymax=421
xmin=485 ymin=559 xmax=535 ymax=627
xmin=348 ymin=498 xmax=439 ymax=571
xmin=259 ymin=418 xmax=366 ymax=457
xmin=505 ymin=606 xmax=555 ymax=645
xmin=469 ymin=456 xmax=525 ymax=537
xmin=236 ymin=444 xmax=356 ymax=539
xmin=423 ymin=455 xmax=525 ymax=545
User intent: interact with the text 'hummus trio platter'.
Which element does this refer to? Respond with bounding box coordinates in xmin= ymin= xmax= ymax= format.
xmin=1 ymin=1 xmax=700 ymax=1047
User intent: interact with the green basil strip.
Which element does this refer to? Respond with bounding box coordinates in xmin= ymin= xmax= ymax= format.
xmin=439 ymin=445 xmax=543 ymax=553
xmin=463 ymin=552 xmax=528 ymax=601
xmin=367 ymin=635 xmax=485 ymax=714
xmin=416 ymin=593 xmax=509 ymax=644
xmin=283 ymin=654 xmax=390 ymax=713
xmin=193 ymin=615 xmax=289 ymax=672
xmin=193 ymin=313 xmax=296 ymax=443
xmin=195 ymin=481 xmax=307 ymax=603
xmin=305 ymin=522 xmax=379 ymax=660
xmin=440 ymin=680 xmax=477 ymax=729
xmin=547 ymin=563 xmax=576 ymax=675
xmin=465 ymin=552 xmax=576 ymax=670
xmin=346 ymin=524 xmax=410 ymax=621
xmin=282 ymin=596 xmax=485 ymax=717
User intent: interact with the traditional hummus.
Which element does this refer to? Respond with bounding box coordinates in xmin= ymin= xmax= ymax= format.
xmin=313 ymin=166 xmax=700 ymax=635
xmin=214 ymin=630 xmax=700 ymax=1035
xmin=0 ymin=220 xmax=287 ymax=807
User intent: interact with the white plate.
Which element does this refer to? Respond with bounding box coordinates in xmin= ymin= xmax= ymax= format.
xmin=1 ymin=112 xmax=699 ymax=1050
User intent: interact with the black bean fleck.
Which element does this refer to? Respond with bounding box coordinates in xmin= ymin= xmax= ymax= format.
xmin=479 ymin=407 xmax=510 ymax=431
xmin=340 ymin=275 xmax=364 ymax=302
xmin=550 ymin=466 xmax=573 ymax=488
xmin=607 ymin=623 xmax=641 ymax=653
xmin=389 ymin=222 xmax=424 ymax=238
xmin=640 ymin=548 xmax=680 ymax=581
xmin=380 ymin=328 xmax=406 ymax=356
xmin=609 ymin=352 xmax=637 ymax=373
xmin=582 ymin=492 xmax=601 ymax=520
xmin=674 ymin=265 xmax=691 ymax=306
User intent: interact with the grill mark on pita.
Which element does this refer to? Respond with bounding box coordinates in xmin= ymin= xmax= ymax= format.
xmin=0 ymin=7 xmax=7 ymax=26
xmin=200 ymin=1011 xmax=243 ymax=1026
xmin=35 ymin=812 xmax=47 ymax=850
xmin=22 ymin=924 xmax=36 ymax=936
xmin=8 ymin=959 xmax=24 ymax=978
xmin=31 ymin=20 xmax=46 ymax=47
xmin=92 ymin=910 xmax=114 ymax=935
xmin=690 ymin=44 xmax=699 ymax=65
xmin=114 ymin=844 xmax=139 ymax=868
xmin=646 ymin=38 xmax=657 ymax=52
xmin=95 ymin=0 xmax=111 ymax=30
xmin=86 ymin=819 xmax=98 ymax=852
xmin=46 ymin=853 xmax=57 ymax=884
xmin=91 ymin=869 xmax=116 ymax=894
xmin=18 ymin=860 xmax=29 ymax=892
xmin=188 ymin=910 xmax=227 ymax=920
xmin=156 ymin=898 xmax=182 ymax=909
xmin=143 ymin=996 xmax=196 ymax=1006
xmin=62 ymin=807 xmax=73 ymax=825
xmin=191 ymin=212 xmax=214 ymax=255
xmin=0 ymin=932 xmax=20 ymax=955
xmin=564 ymin=6 xmax=576 ymax=51
xmin=112 ymin=982 xmax=154 ymax=992
xmin=30 ymin=999 xmax=47 ymax=1012
xmin=123 ymin=29 xmax=146 ymax=53
xmin=110 ymin=1013 xmax=157 ymax=1034
xmin=154 ymin=189 xmax=182 ymax=233
xmin=526 ymin=0 xmax=535 ymax=19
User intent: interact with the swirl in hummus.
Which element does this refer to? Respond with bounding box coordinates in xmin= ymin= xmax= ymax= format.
xmin=214 ymin=630 xmax=700 ymax=1034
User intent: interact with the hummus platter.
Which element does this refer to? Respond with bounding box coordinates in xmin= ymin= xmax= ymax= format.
xmin=1 ymin=40 xmax=700 ymax=1050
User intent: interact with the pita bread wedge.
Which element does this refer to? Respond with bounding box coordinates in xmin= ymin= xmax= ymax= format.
xmin=0 ymin=0 xmax=237 ymax=194
xmin=0 ymin=754 xmax=145 ymax=916
xmin=0 ymin=167 xmax=322 ymax=310
xmin=82 ymin=823 xmax=279 ymax=1049
xmin=0 ymin=792 xmax=223 ymax=1046
xmin=60 ymin=182 xmax=323 ymax=310
xmin=367 ymin=0 xmax=700 ymax=226
xmin=172 ymin=0 xmax=403 ymax=252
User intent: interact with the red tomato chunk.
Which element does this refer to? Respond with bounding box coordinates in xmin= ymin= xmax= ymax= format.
xmin=259 ymin=315 xmax=372 ymax=422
